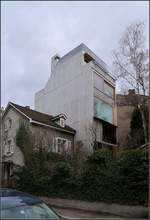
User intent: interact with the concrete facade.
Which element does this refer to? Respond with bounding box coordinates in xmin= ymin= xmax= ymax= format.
xmin=35 ymin=43 xmax=117 ymax=152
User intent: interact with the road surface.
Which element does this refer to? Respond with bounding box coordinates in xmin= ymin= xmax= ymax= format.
xmin=53 ymin=207 xmax=121 ymax=219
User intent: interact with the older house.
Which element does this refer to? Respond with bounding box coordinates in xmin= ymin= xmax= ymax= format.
xmin=2 ymin=102 xmax=75 ymax=186
xmin=117 ymin=89 xmax=149 ymax=149
xmin=35 ymin=43 xmax=117 ymax=153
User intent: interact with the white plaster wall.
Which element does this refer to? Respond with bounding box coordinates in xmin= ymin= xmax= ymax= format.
xmin=92 ymin=119 xmax=103 ymax=142
xmin=35 ymin=51 xmax=94 ymax=151
xmin=2 ymin=107 xmax=27 ymax=167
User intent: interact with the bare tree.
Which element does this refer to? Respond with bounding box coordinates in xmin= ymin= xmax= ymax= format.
xmin=113 ymin=21 xmax=149 ymax=143
xmin=85 ymin=124 xmax=100 ymax=150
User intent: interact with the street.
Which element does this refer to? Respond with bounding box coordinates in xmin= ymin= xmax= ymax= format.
xmin=53 ymin=207 xmax=121 ymax=219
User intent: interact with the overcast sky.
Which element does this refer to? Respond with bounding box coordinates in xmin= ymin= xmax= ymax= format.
xmin=1 ymin=1 xmax=149 ymax=109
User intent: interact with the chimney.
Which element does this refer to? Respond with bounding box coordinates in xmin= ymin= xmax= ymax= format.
xmin=1 ymin=107 xmax=5 ymax=116
xmin=25 ymin=106 xmax=30 ymax=109
xmin=51 ymin=54 xmax=60 ymax=75
xmin=128 ymin=89 xmax=135 ymax=95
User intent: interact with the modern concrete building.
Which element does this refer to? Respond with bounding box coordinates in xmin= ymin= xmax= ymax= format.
xmin=35 ymin=43 xmax=117 ymax=152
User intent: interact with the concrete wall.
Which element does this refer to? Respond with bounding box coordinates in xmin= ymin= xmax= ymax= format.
xmin=93 ymin=118 xmax=103 ymax=142
xmin=35 ymin=44 xmax=116 ymax=152
xmin=35 ymin=50 xmax=94 ymax=152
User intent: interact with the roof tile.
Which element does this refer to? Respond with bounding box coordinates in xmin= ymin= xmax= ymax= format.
xmin=9 ymin=102 xmax=75 ymax=133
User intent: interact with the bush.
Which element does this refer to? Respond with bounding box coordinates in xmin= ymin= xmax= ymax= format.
xmin=52 ymin=161 xmax=75 ymax=180
xmin=117 ymin=149 xmax=148 ymax=205
xmin=86 ymin=149 xmax=112 ymax=166
xmin=14 ymin=148 xmax=148 ymax=206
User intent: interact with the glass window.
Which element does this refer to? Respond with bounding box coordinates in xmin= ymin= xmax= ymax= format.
xmin=55 ymin=119 xmax=60 ymax=125
xmin=93 ymin=73 xmax=103 ymax=91
xmin=60 ymin=118 xmax=65 ymax=127
xmin=57 ymin=139 xmax=61 ymax=153
xmin=104 ymin=82 xmax=114 ymax=98
xmin=94 ymin=97 xmax=113 ymax=124
xmin=62 ymin=140 xmax=66 ymax=152
xmin=94 ymin=88 xmax=114 ymax=105
xmin=56 ymin=138 xmax=68 ymax=153
xmin=8 ymin=140 xmax=11 ymax=153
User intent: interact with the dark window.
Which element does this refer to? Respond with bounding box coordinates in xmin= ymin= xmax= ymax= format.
xmin=84 ymin=53 xmax=94 ymax=63
xmin=102 ymin=121 xmax=116 ymax=144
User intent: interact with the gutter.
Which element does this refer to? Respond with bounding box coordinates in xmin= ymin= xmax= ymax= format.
xmin=30 ymin=119 xmax=75 ymax=134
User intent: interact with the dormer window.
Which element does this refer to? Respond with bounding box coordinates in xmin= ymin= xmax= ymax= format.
xmin=52 ymin=113 xmax=67 ymax=127
xmin=60 ymin=118 xmax=65 ymax=127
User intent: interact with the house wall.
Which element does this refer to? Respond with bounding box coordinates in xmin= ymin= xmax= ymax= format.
xmin=117 ymin=100 xmax=134 ymax=149
xmin=117 ymin=93 xmax=149 ymax=149
xmin=31 ymin=123 xmax=74 ymax=152
xmin=2 ymin=107 xmax=27 ymax=167
xmin=2 ymin=106 xmax=75 ymax=171
xmin=35 ymin=50 xmax=94 ymax=152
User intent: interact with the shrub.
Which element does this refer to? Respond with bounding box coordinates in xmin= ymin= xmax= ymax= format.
xmin=14 ymin=147 xmax=148 ymax=206
xmin=128 ymin=107 xmax=148 ymax=148
xmin=85 ymin=149 xmax=113 ymax=170
xmin=52 ymin=162 xmax=75 ymax=179
xmin=117 ymin=149 xmax=148 ymax=205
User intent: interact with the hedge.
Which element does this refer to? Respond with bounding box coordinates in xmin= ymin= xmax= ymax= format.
xmin=14 ymin=149 xmax=148 ymax=206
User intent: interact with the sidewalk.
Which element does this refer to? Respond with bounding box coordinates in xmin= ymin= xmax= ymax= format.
xmin=39 ymin=197 xmax=148 ymax=218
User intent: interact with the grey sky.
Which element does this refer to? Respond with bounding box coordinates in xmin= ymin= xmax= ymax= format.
xmin=1 ymin=1 xmax=149 ymax=109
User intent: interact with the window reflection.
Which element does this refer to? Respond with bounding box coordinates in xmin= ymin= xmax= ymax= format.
xmin=93 ymin=73 xmax=103 ymax=91
xmin=94 ymin=97 xmax=113 ymax=124
xmin=104 ymin=83 xmax=114 ymax=98
xmin=94 ymin=88 xmax=114 ymax=105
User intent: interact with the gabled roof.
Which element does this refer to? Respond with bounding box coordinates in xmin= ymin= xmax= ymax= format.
xmin=52 ymin=113 xmax=67 ymax=121
xmin=4 ymin=102 xmax=75 ymax=134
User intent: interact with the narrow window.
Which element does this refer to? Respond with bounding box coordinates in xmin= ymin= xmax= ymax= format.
xmin=8 ymin=119 xmax=12 ymax=129
xmin=8 ymin=140 xmax=11 ymax=153
xmin=60 ymin=118 xmax=65 ymax=127
xmin=104 ymin=82 xmax=114 ymax=99
xmin=57 ymin=139 xmax=61 ymax=153
xmin=62 ymin=140 xmax=66 ymax=152
xmin=93 ymin=73 xmax=103 ymax=91
xmin=67 ymin=141 xmax=72 ymax=154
